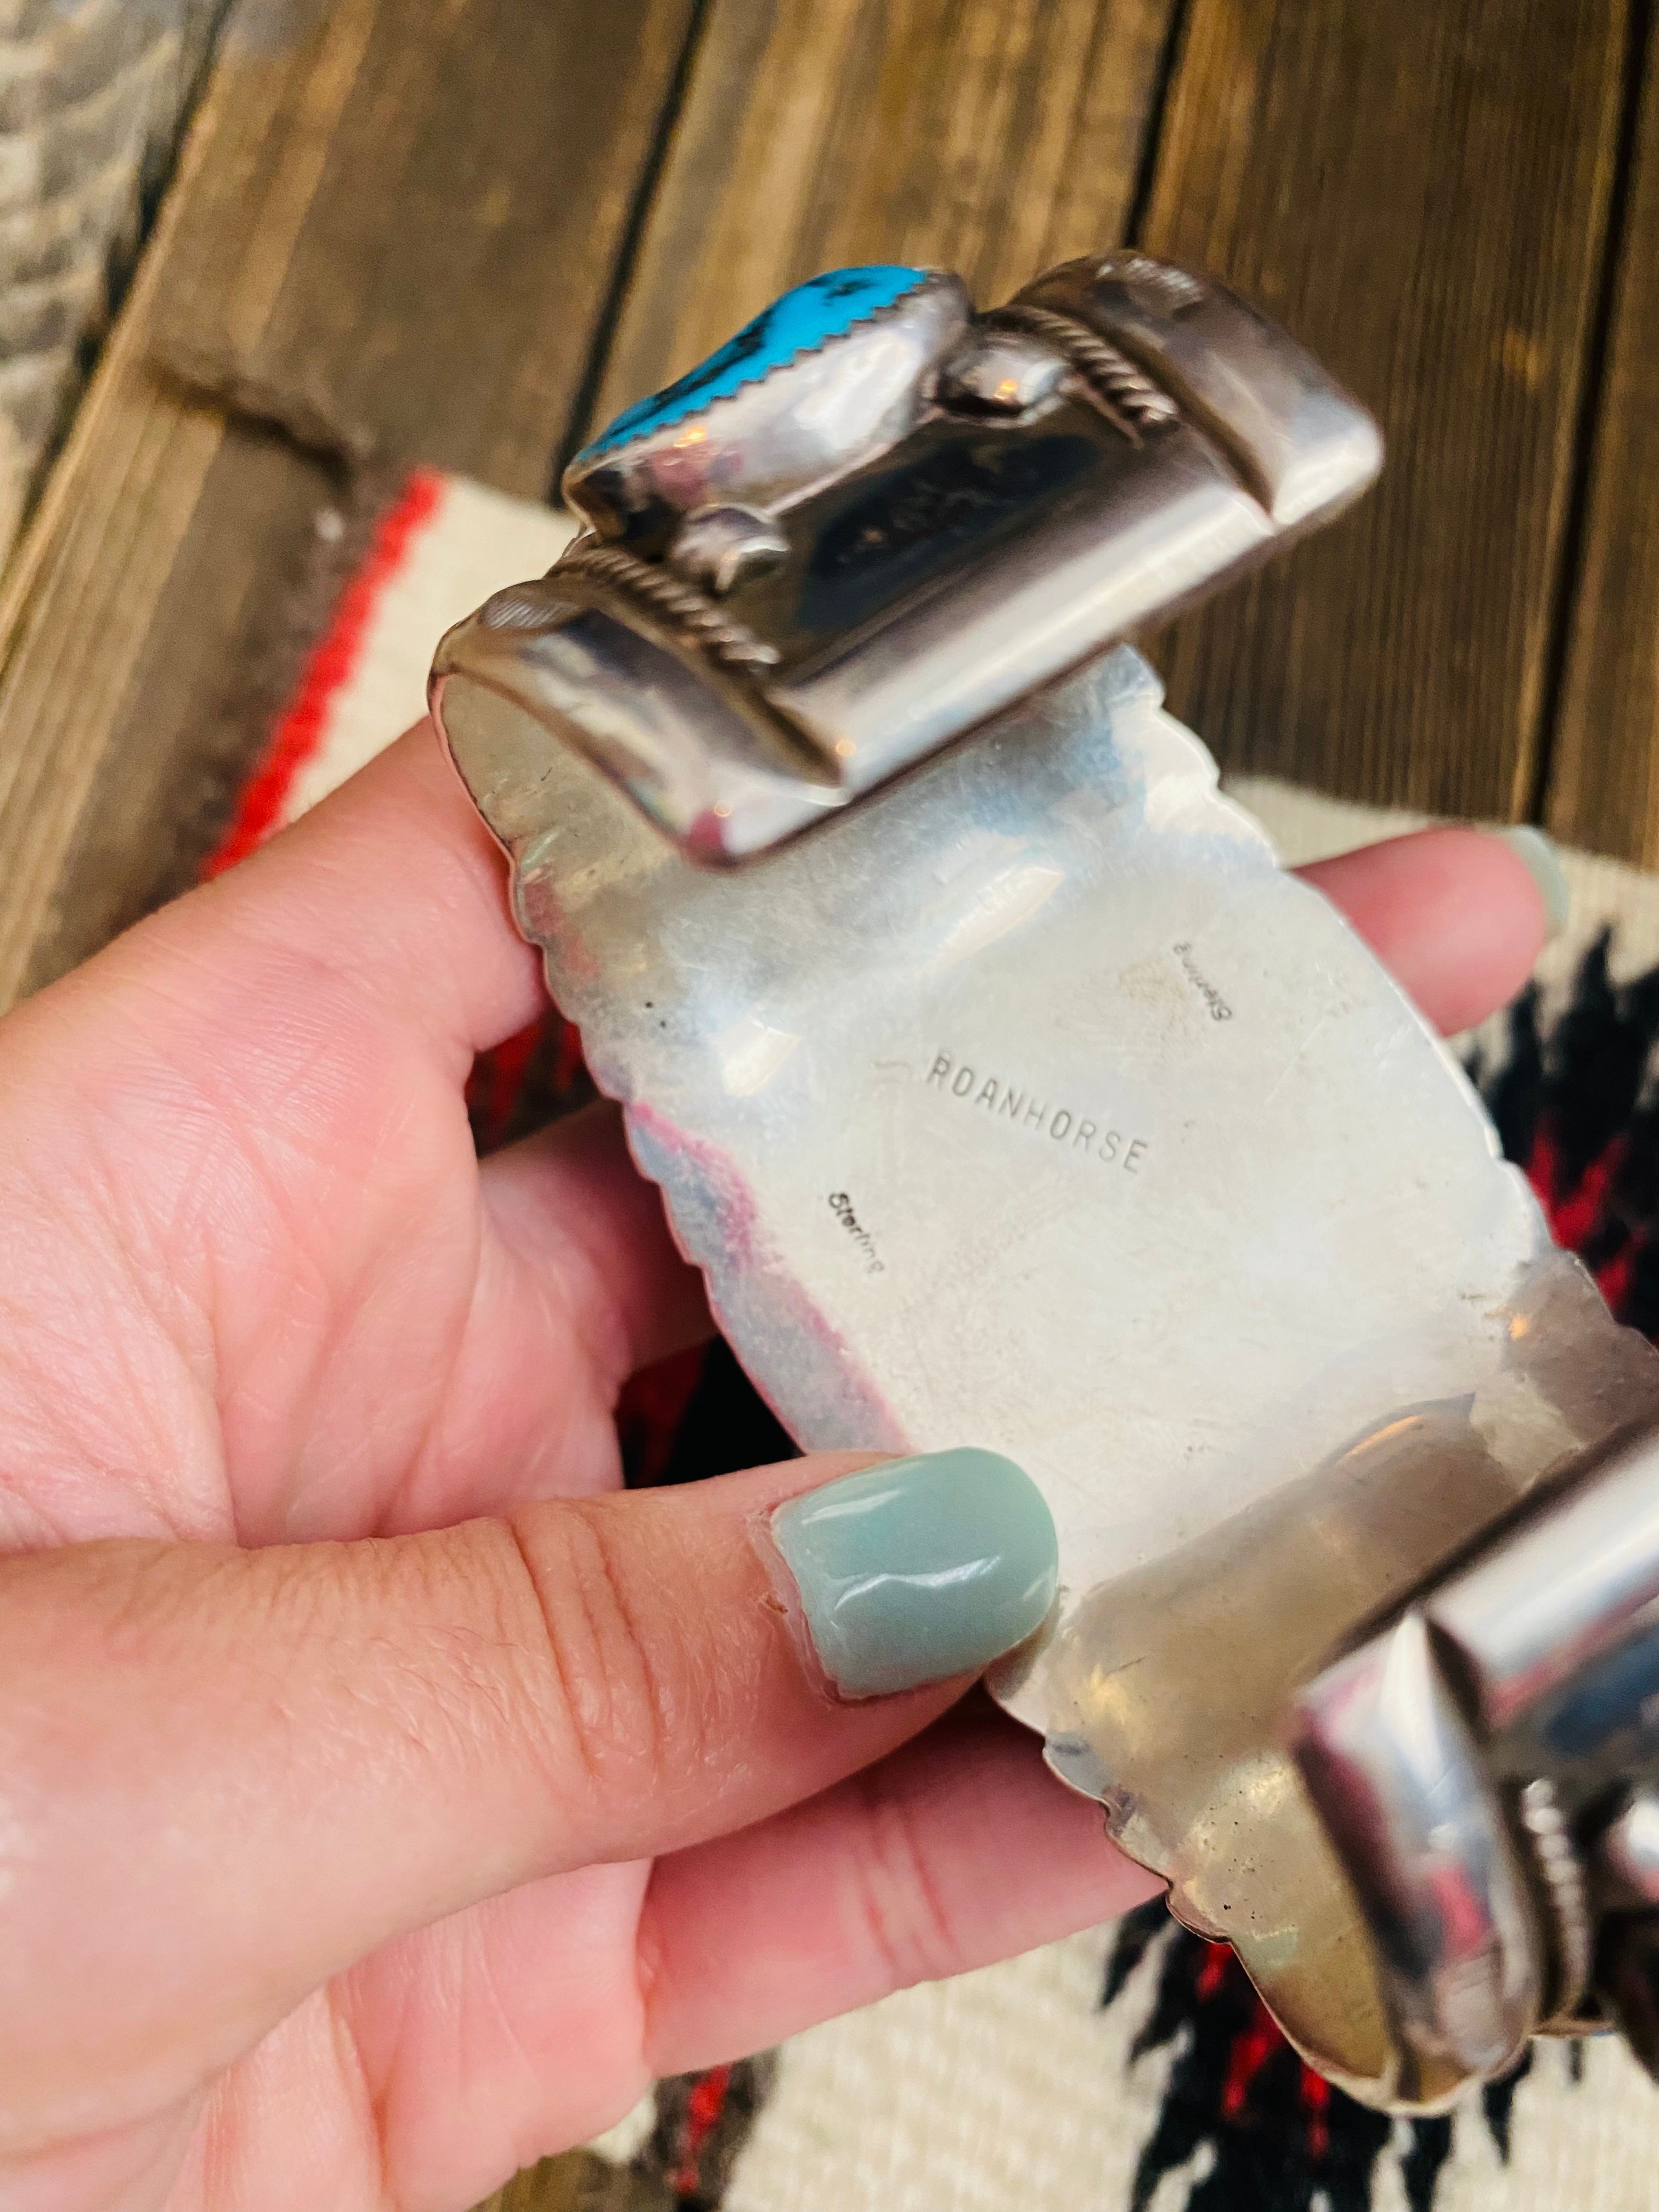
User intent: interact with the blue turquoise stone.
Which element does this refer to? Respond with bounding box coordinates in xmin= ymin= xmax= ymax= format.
xmin=575 ymin=265 xmax=930 ymax=463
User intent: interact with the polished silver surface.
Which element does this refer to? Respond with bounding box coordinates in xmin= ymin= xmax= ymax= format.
xmin=1295 ymin=1413 xmax=1659 ymax=2094
xmin=435 ymin=253 xmax=1381 ymax=862
xmin=1515 ymin=1778 xmax=1594 ymax=2019
xmin=1015 ymin=251 xmax=1385 ymax=527
xmin=432 ymin=583 xmax=842 ymax=865
xmin=1600 ymin=1789 xmax=1659 ymax=1909
xmin=1425 ymin=1419 xmax=1659 ymax=1736
xmin=765 ymin=427 xmax=1265 ymax=798
xmin=935 ymin=326 xmax=1068 ymax=415
xmin=1290 ymin=1612 xmax=1543 ymax=2104
xmin=668 ymin=503 xmax=791 ymax=596
xmin=436 ymin=638 xmax=1659 ymax=2107
xmin=563 ymin=270 xmax=972 ymax=548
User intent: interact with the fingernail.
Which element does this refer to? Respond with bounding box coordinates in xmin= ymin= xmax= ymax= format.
xmin=1493 ymin=825 xmax=1570 ymax=943
xmin=770 ymin=1449 xmax=1059 ymax=1699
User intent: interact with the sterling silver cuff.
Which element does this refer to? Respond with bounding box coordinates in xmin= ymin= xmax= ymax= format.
xmin=432 ymin=252 xmax=1659 ymax=2112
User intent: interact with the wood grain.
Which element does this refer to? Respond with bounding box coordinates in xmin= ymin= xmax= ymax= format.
xmin=592 ymin=0 xmax=1178 ymax=436
xmin=0 ymin=0 xmax=700 ymax=1008
xmin=0 ymin=0 xmax=233 ymax=555
xmin=0 ymin=138 xmax=230 ymax=1011
xmin=150 ymin=0 xmax=698 ymax=494
xmin=1141 ymin=0 xmax=1632 ymax=823
xmin=1547 ymin=17 xmax=1659 ymax=865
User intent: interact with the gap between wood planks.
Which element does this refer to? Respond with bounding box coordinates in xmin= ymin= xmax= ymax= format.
xmin=0 ymin=0 xmax=704 ymax=1011
xmin=576 ymin=0 xmax=1656 ymax=849
xmin=2 ymin=0 xmax=1657 ymax=1027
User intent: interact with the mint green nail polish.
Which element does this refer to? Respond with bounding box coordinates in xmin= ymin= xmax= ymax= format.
xmin=1494 ymin=825 xmax=1570 ymax=942
xmin=771 ymin=1449 xmax=1059 ymax=1699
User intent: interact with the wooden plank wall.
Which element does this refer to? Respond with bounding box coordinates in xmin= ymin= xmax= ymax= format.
xmin=0 ymin=0 xmax=699 ymax=1006
xmin=1143 ymin=0 xmax=1633 ymax=825
xmin=1549 ymin=30 xmax=1659 ymax=864
xmin=591 ymin=0 xmax=1179 ymax=428
xmin=602 ymin=0 xmax=1651 ymax=834
xmin=0 ymin=0 xmax=1656 ymax=1025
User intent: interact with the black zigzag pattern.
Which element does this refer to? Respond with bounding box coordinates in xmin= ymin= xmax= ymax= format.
xmin=1102 ymin=1901 xmax=1531 ymax=2212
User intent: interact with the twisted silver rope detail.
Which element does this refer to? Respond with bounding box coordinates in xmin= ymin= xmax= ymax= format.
xmin=987 ymin=304 xmax=1179 ymax=436
xmin=551 ymin=539 xmax=781 ymax=676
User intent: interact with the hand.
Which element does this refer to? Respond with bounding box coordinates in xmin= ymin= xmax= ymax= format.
xmin=0 ymin=725 xmax=1551 ymax=2212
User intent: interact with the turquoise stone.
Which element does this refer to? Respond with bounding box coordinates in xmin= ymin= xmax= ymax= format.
xmin=575 ymin=265 xmax=930 ymax=462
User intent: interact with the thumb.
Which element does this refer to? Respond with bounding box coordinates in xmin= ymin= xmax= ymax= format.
xmin=0 ymin=1446 xmax=1054 ymax=2143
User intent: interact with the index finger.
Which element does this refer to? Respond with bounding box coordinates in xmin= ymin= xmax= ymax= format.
xmin=155 ymin=720 xmax=548 ymax=1068
xmin=176 ymin=723 xmax=1553 ymax=1079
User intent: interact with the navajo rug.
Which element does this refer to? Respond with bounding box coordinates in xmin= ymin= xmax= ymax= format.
xmin=203 ymin=467 xmax=1659 ymax=2212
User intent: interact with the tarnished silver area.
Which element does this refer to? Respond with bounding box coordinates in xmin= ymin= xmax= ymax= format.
xmin=435 ymin=254 xmax=1381 ymax=861
xmin=436 ymin=640 xmax=1659 ymax=2106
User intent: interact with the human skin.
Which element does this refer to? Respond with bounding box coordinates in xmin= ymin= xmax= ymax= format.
xmin=0 ymin=721 xmax=1551 ymax=2212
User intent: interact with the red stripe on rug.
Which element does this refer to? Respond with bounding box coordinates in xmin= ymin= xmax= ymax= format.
xmin=672 ymin=2064 xmax=732 ymax=2196
xmin=205 ymin=467 xmax=447 ymax=876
